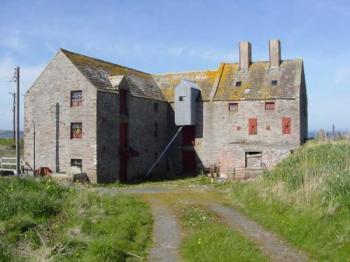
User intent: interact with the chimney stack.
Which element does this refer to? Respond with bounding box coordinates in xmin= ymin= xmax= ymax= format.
xmin=239 ymin=41 xmax=252 ymax=71
xmin=269 ymin=40 xmax=281 ymax=68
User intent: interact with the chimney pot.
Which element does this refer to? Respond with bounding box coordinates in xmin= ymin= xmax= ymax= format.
xmin=269 ymin=40 xmax=281 ymax=68
xmin=239 ymin=41 xmax=252 ymax=71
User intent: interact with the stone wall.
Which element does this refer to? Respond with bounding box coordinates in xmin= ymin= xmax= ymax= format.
xmin=96 ymin=90 xmax=119 ymax=183
xmin=169 ymin=97 xmax=303 ymax=174
xmin=127 ymin=96 xmax=169 ymax=180
xmin=24 ymin=51 xmax=98 ymax=182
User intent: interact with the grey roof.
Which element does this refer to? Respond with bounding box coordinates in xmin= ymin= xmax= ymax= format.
xmin=61 ymin=49 xmax=166 ymax=101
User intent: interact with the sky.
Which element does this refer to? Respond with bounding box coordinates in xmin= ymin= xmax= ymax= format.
xmin=0 ymin=0 xmax=349 ymax=131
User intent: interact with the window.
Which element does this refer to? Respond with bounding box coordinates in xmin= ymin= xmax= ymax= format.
xmin=71 ymin=91 xmax=82 ymax=107
xmin=228 ymin=103 xmax=238 ymax=111
xmin=154 ymin=122 xmax=158 ymax=138
xmin=235 ymin=81 xmax=242 ymax=87
xmin=179 ymin=96 xmax=185 ymax=101
xmin=282 ymin=117 xmax=291 ymax=134
xmin=154 ymin=102 xmax=159 ymax=112
xmin=248 ymin=118 xmax=257 ymax=135
xmin=71 ymin=159 xmax=82 ymax=169
xmin=245 ymin=152 xmax=262 ymax=168
xmin=71 ymin=123 xmax=82 ymax=139
xmin=265 ymin=102 xmax=275 ymax=110
xmin=271 ymin=80 xmax=278 ymax=86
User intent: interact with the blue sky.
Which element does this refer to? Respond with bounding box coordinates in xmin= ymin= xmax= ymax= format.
xmin=0 ymin=0 xmax=349 ymax=131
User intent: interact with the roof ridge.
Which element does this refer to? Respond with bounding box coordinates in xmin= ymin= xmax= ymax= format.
xmin=59 ymin=48 xmax=151 ymax=76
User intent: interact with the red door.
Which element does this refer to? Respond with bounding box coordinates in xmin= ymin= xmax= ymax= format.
xmin=182 ymin=126 xmax=195 ymax=145
xmin=120 ymin=123 xmax=128 ymax=147
xmin=182 ymin=150 xmax=196 ymax=173
xmin=248 ymin=118 xmax=257 ymax=135
xmin=119 ymin=123 xmax=128 ymax=182
xmin=120 ymin=90 xmax=127 ymax=115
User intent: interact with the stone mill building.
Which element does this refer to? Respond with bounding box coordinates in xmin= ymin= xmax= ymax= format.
xmin=24 ymin=40 xmax=308 ymax=183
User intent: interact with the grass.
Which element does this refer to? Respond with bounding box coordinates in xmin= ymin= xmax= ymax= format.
xmin=177 ymin=204 xmax=267 ymax=262
xmin=0 ymin=138 xmax=23 ymax=158
xmin=0 ymin=177 xmax=152 ymax=261
xmin=227 ymin=139 xmax=350 ymax=261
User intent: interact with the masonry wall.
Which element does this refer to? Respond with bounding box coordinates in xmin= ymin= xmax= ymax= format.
xmin=169 ymin=98 xmax=302 ymax=174
xmin=24 ymin=51 xmax=98 ymax=182
xmin=96 ymin=90 xmax=119 ymax=183
xmin=127 ymin=96 xmax=169 ymax=180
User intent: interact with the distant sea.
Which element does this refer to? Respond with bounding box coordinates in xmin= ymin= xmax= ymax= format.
xmin=0 ymin=131 xmax=24 ymax=139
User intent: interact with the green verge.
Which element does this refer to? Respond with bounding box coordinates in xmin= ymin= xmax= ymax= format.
xmin=0 ymin=177 xmax=152 ymax=261
xmin=178 ymin=204 xmax=267 ymax=262
xmin=227 ymin=140 xmax=350 ymax=261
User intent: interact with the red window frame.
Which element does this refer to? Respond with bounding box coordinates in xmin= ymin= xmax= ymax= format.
xmin=71 ymin=91 xmax=82 ymax=107
xmin=71 ymin=123 xmax=82 ymax=139
xmin=282 ymin=117 xmax=291 ymax=134
xmin=248 ymin=118 xmax=257 ymax=135
xmin=265 ymin=102 xmax=275 ymax=110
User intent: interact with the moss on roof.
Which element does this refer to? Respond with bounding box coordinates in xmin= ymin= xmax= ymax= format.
xmin=60 ymin=49 xmax=166 ymax=101
xmin=60 ymin=48 xmax=303 ymax=103
xmin=154 ymin=60 xmax=302 ymax=102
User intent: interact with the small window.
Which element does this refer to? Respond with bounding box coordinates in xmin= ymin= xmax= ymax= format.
xmin=71 ymin=159 xmax=82 ymax=168
xmin=71 ymin=123 xmax=82 ymax=139
xmin=153 ymin=102 xmax=158 ymax=112
xmin=228 ymin=103 xmax=238 ymax=111
xmin=179 ymin=96 xmax=185 ymax=101
xmin=71 ymin=91 xmax=82 ymax=107
xmin=265 ymin=102 xmax=275 ymax=110
xmin=235 ymin=81 xmax=242 ymax=87
xmin=271 ymin=80 xmax=278 ymax=86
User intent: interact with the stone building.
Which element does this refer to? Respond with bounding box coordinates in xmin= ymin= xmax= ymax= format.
xmin=24 ymin=40 xmax=307 ymax=182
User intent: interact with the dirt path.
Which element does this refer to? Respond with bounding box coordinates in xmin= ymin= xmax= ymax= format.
xmin=147 ymin=199 xmax=182 ymax=262
xmin=208 ymin=203 xmax=308 ymax=262
xmin=95 ymin=186 xmax=308 ymax=262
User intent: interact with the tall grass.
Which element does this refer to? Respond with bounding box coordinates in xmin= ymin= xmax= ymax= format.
xmin=0 ymin=177 xmax=152 ymax=261
xmin=228 ymin=140 xmax=350 ymax=260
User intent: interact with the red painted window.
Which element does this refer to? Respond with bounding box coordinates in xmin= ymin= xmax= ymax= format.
xmin=71 ymin=123 xmax=82 ymax=139
xmin=182 ymin=126 xmax=195 ymax=146
xmin=228 ymin=103 xmax=238 ymax=111
xmin=265 ymin=102 xmax=275 ymax=110
xmin=282 ymin=117 xmax=291 ymax=134
xmin=120 ymin=90 xmax=127 ymax=115
xmin=71 ymin=91 xmax=82 ymax=107
xmin=248 ymin=118 xmax=257 ymax=135
xmin=120 ymin=123 xmax=128 ymax=147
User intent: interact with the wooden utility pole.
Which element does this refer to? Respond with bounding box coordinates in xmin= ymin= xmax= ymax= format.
xmin=14 ymin=67 xmax=20 ymax=175
xmin=8 ymin=92 xmax=16 ymax=141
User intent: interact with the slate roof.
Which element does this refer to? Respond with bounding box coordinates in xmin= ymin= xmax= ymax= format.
xmin=154 ymin=60 xmax=303 ymax=102
xmin=61 ymin=48 xmax=303 ymax=103
xmin=61 ymin=49 xmax=166 ymax=101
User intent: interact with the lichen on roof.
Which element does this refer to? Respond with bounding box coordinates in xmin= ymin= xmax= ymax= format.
xmin=60 ymin=48 xmax=303 ymax=103
xmin=155 ymin=59 xmax=302 ymax=102
xmin=60 ymin=49 xmax=166 ymax=101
